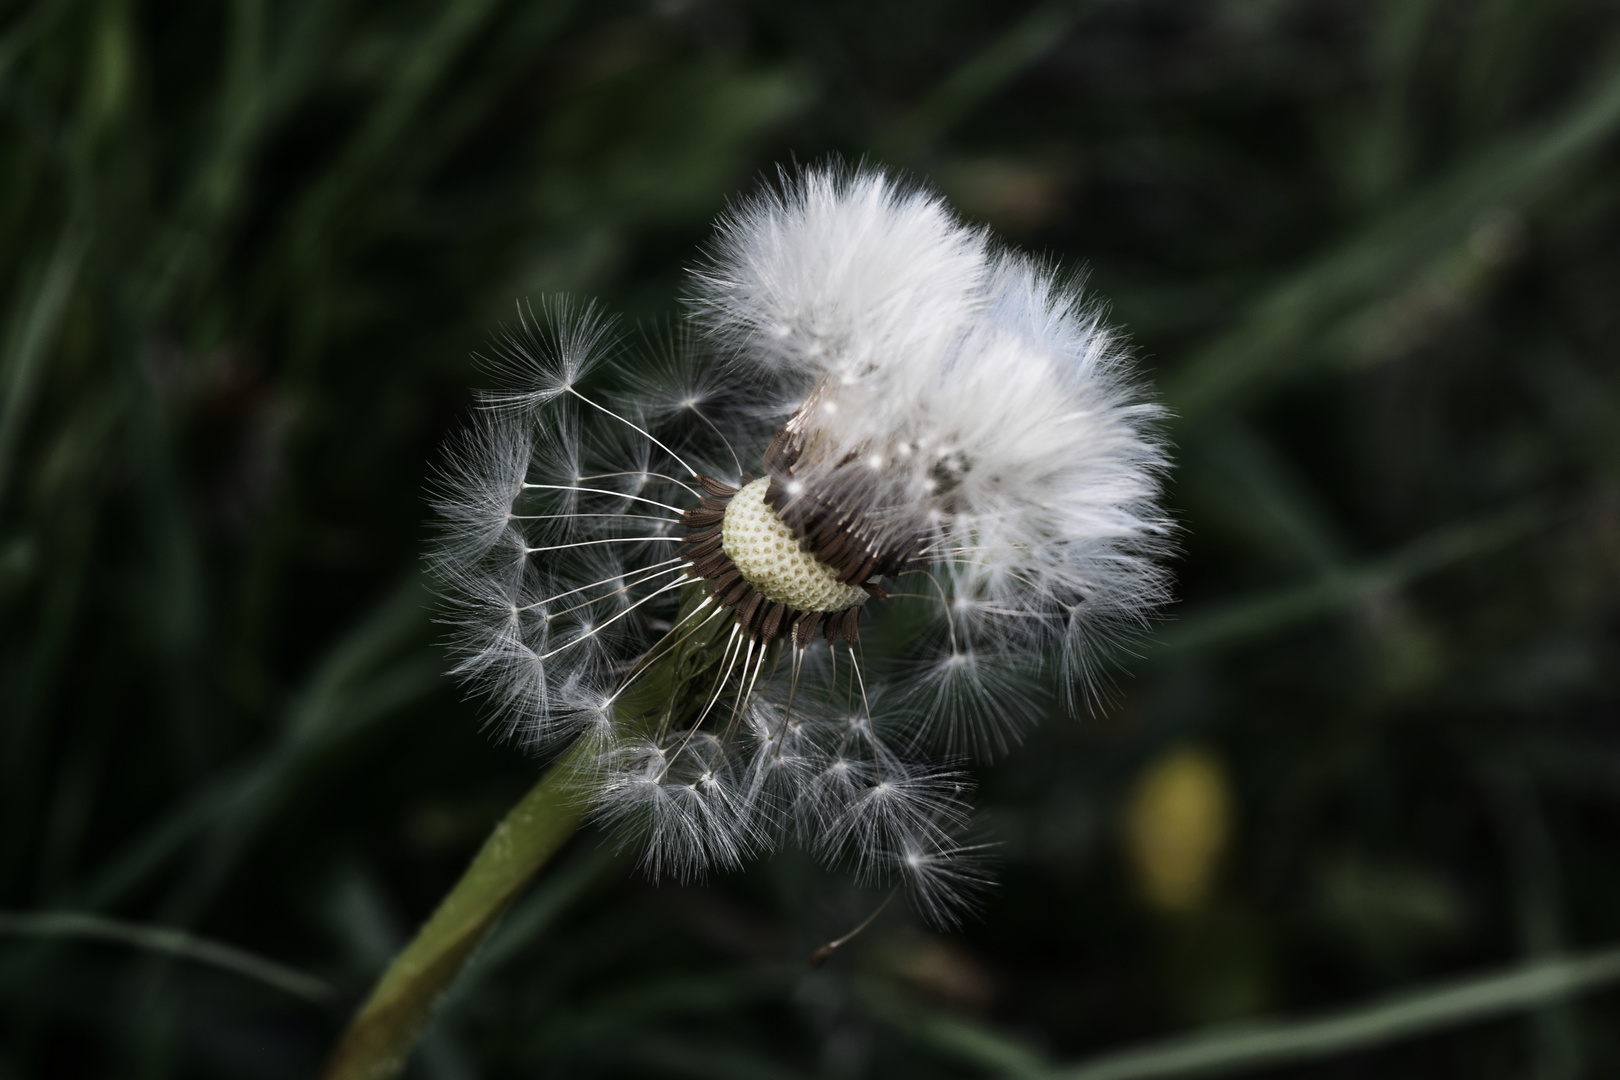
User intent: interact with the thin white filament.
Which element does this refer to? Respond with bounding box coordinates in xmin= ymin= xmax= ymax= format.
xmin=518 ymin=558 xmax=686 ymax=611
xmin=510 ymin=512 xmax=683 ymax=525
xmin=522 ymin=536 xmax=681 ymax=555
xmin=536 ymin=576 xmax=687 ymax=662
xmin=686 ymin=401 xmax=744 ymax=477
xmin=660 ymin=626 xmax=746 ymax=776
xmin=574 ymin=470 xmax=701 ymax=500
xmin=545 ymin=564 xmax=688 ymax=621
xmin=520 ymin=483 xmax=686 ymax=514
xmin=608 ymin=597 xmax=725 ymax=707
xmin=567 ymin=387 xmax=702 ymax=480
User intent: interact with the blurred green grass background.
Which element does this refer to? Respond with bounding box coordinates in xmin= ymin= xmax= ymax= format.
xmin=3 ymin=0 xmax=1620 ymax=1077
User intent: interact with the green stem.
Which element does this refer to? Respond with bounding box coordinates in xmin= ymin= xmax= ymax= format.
xmin=320 ymin=585 xmax=734 ymax=1079
xmin=318 ymin=740 xmax=591 ymax=1080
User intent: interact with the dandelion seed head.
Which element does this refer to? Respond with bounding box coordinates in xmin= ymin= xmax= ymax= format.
xmin=430 ymin=162 xmax=1173 ymax=924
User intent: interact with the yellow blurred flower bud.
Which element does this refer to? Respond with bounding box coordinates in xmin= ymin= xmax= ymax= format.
xmin=1123 ymin=744 xmax=1232 ymax=915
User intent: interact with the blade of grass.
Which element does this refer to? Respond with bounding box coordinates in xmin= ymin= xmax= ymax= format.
xmin=1054 ymin=946 xmax=1620 ymax=1080
xmin=1164 ymin=41 xmax=1620 ymax=421
xmin=0 ymin=910 xmax=331 ymax=1002
xmin=1183 ymin=419 xmax=1351 ymax=575
xmin=0 ymin=392 xmax=111 ymax=898
xmin=1152 ymin=504 xmax=1538 ymax=656
xmin=1457 ymin=0 xmax=1560 ymax=137
xmin=0 ymin=575 xmax=435 ymax=991
xmin=280 ymin=0 xmax=514 ymax=352
xmin=389 ymin=0 xmax=579 ymax=185
xmin=0 ymin=0 xmax=74 ymax=86
xmin=1479 ymin=757 xmax=1582 ymax=1080
xmin=154 ymin=577 xmax=439 ymax=930
xmin=853 ymin=975 xmax=1051 ymax=1078
xmin=138 ymin=0 xmax=345 ymax=318
xmin=109 ymin=272 xmax=214 ymax=778
xmin=90 ymin=647 xmax=436 ymax=914
xmin=875 ymin=0 xmax=1099 ymax=162
xmin=0 ymin=220 xmax=87 ymax=519
xmin=543 ymin=966 xmax=799 ymax=1044
xmin=1342 ymin=0 xmax=1438 ymax=203
xmin=864 ymin=946 xmax=1620 ymax=1080
xmin=605 ymin=1033 xmax=811 ymax=1080
xmin=232 ymin=0 xmax=524 ymax=723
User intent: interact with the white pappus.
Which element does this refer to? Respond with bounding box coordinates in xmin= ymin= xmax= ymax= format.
xmin=430 ymin=165 xmax=1173 ymax=927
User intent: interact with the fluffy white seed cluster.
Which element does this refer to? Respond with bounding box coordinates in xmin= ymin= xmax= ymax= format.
xmin=696 ymin=166 xmax=1174 ymax=739
xmin=431 ymin=166 xmax=1171 ymax=926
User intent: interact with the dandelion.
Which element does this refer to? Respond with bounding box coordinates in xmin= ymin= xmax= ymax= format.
xmin=431 ymin=165 xmax=1173 ymax=927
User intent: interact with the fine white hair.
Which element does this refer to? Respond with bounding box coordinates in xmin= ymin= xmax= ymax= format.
xmin=693 ymin=166 xmax=1173 ymax=746
xmin=692 ymin=165 xmax=990 ymax=404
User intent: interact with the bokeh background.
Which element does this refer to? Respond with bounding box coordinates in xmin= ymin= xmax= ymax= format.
xmin=4 ymin=0 xmax=1620 ymax=1077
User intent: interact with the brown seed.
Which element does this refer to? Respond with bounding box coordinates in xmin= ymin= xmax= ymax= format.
xmin=691 ymin=553 xmax=728 ymax=578
xmin=845 ymin=555 xmax=879 ymax=586
xmin=684 ymin=507 xmax=724 ymax=527
xmin=717 ymin=576 xmax=751 ymax=607
xmin=699 ymin=475 xmax=738 ymax=498
xmin=737 ymin=589 xmax=765 ymax=630
xmin=759 ymin=602 xmax=787 ymax=642
xmin=763 ymin=431 xmax=791 ymax=470
xmin=794 ymin=611 xmax=823 ymax=648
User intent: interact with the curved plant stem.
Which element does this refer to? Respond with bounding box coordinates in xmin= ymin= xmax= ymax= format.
xmin=320 ymin=585 xmax=734 ymax=1080
xmin=319 ymin=740 xmax=592 ymax=1080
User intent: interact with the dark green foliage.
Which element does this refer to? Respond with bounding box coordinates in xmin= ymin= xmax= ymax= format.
xmin=2 ymin=0 xmax=1619 ymax=1076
